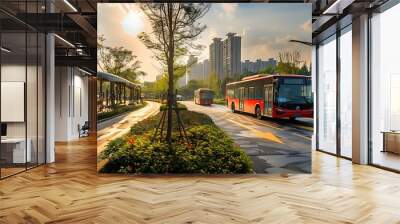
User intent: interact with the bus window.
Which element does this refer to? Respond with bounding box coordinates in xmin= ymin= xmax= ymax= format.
xmin=227 ymin=88 xmax=234 ymax=97
xmin=255 ymin=86 xmax=262 ymax=99
xmin=249 ymin=87 xmax=255 ymax=99
xmin=244 ymin=87 xmax=248 ymax=99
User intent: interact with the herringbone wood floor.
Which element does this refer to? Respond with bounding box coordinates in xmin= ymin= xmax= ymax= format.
xmin=1 ymin=136 xmax=400 ymax=224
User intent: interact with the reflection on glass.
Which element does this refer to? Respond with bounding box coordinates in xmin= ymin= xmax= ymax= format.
xmin=318 ymin=35 xmax=337 ymax=154
xmin=340 ymin=27 xmax=352 ymax=158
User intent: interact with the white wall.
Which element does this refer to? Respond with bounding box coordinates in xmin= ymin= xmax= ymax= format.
xmin=54 ymin=67 xmax=89 ymax=141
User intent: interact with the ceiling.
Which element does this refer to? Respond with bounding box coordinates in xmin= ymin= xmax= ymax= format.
xmin=0 ymin=0 xmax=394 ymax=71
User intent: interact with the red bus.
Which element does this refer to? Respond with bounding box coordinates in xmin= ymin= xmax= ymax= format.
xmin=194 ymin=88 xmax=214 ymax=105
xmin=226 ymin=74 xmax=313 ymax=120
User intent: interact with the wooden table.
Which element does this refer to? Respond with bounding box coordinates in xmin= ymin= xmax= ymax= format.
xmin=382 ymin=131 xmax=400 ymax=154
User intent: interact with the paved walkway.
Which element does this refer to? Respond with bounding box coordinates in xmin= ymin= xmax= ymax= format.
xmin=97 ymin=101 xmax=160 ymax=156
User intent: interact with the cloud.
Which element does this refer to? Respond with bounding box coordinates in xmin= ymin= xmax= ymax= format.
xmin=241 ymin=27 xmax=247 ymax=37
xmin=221 ymin=3 xmax=238 ymax=14
xmin=275 ymin=35 xmax=295 ymax=45
xmin=300 ymin=20 xmax=312 ymax=32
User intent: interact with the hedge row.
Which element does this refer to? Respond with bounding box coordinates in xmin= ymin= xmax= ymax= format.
xmin=99 ymin=110 xmax=253 ymax=174
xmin=98 ymin=102 xmax=147 ymax=121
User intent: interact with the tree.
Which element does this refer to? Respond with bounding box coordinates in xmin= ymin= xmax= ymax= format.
xmin=259 ymin=65 xmax=276 ymax=74
xmin=276 ymin=51 xmax=302 ymax=74
xmin=298 ymin=63 xmax=311 ymax=76
xmin=206 ymin=72 xmax=219 ymax=96
xmin=219 ymin=76 xmax=234 ymax=98
xmin=138 ymin=3 xmax=210 ymax=145
xmin=98 ymin=35 xmax=145 ymax=83
xmin=177 ymin=79 xmax=202 ymax=99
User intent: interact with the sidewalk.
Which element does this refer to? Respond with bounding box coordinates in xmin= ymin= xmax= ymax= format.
xmin=97 ymin=101 xmax=160 ymax=156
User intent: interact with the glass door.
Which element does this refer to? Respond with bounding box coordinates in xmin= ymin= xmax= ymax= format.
xmin=370 ymin=4 xmax=400 ymax=171
xmin=339 ymin=26 xmax=352 ymax=158
xmin=239 ymin=87 xmax=244 ymax=111
xmin=317 ymin=35 xmax=337 ymax=154
xmin=264 ymin=85 xmax=273 ymax=117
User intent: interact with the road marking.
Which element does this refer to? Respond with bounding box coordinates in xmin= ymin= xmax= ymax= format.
xmin=293 ymin=133 xmax=312 ymax=141
xmin=293 ymin=124 xmax=313 ymax=131
xmin=226 ymin=119 xmax=284 ymax=144
xmin=229 ymin=113 xmax=284 ymax=131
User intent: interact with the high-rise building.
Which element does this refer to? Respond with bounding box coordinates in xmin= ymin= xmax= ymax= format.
xmin=184 ymin=56 xmax=211 ymax=84
xmin=223 ymin=33 xmax=241 ymax=79
xmin=203 ymin=59 xmax=210 ymax=80
xmin=241 ymin=58 xmax=277 ymax=74
xmin=209 ymin=38 xmax=223 ymax=80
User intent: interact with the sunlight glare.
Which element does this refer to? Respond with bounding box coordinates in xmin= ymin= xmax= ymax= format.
xmin=122 ymin=11 xmax=144 ymax=36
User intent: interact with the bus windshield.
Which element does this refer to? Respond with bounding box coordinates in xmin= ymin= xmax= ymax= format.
xmin=276 ymin=78 xmax=312 ymax=106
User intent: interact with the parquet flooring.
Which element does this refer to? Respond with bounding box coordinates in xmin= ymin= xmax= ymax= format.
xmin=1 ymin=136 xmax=400 ymax=223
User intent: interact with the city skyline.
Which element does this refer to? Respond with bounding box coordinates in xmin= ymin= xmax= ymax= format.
xmin=98 ymin=3 xmax=311 ymax=82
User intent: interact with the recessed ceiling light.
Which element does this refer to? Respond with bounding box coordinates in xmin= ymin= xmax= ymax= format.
xmin=63 ymin=0 xmax=78 ymax=12
xmin=54 ymin=34 xmax=75 ymax=48
xmin=1 ymin=47 xmax=11 ymax=53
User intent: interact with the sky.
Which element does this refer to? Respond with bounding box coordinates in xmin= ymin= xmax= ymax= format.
xmin=98 ymin=3 xmax=312 ymax=82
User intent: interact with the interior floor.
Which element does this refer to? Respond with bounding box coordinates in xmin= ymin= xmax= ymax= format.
xmin=372 ymin=150 xmax=400 ymax=171
xmin=0 ymin=136 xmax=399 ymax=223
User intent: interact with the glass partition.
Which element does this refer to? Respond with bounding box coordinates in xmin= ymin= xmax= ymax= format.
xmin=1 ymin=31 xmax=28 ymax=177
xmin=317 ymin=35 xmax=337 ymax=154
xmin=0 ymin=2 xmax=46 ymax=179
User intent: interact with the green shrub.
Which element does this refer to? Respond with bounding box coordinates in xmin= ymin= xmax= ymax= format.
xmin=100 ymin=110 xmax=253 ymax=174
xmin=98 ymin=102 xmax=147 ymax=121
xmin=129 ymin=110 xmax=213 ymax=136
xmin=213 ymin=98 xmax=226 ymax=105
xmin=159 ymin=103 xmax=187 ymax=111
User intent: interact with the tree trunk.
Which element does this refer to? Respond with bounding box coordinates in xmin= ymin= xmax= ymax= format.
xmin=166 ymin=4 xmax=174 ymax=146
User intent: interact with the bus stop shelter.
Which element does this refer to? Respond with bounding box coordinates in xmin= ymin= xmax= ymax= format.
xmin=97 ymin=71 xmax=141 ymax=112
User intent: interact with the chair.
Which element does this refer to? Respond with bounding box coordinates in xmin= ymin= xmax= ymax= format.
xmin=79 ymin=121 xmax=90 ymax=138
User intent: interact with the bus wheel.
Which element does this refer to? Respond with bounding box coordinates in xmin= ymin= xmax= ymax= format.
xmin=231 ymin=103 xmax=235 ymax=113
xmin=255 ymin=106 xmax=262 ymax=119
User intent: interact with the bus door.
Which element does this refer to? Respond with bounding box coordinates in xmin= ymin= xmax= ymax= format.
xmin=264 ymin=85 xmax=273 ymax=116
xmin=239 ymin=87 xmax=244 ymax=111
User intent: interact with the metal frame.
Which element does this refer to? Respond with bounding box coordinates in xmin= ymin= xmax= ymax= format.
xmin=336 ymin=25 xmax=341 ymax=157
xmin=367 ymin=10 xmax=373 ymax=165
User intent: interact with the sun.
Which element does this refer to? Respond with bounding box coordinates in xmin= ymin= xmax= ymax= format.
xmin=122 ymin=11 xmax=144 ymax=37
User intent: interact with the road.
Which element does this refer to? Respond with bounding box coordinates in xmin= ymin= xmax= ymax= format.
xmin=182 ymin=101 xmax=312 ymax=174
